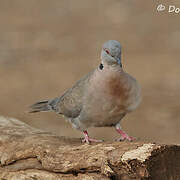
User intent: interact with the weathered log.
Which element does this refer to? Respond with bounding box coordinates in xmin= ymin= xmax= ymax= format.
xmin=0 ymin=116 xmax=179 ymax=180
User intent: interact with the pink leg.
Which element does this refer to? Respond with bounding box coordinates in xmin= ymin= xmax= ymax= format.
xmin=116 ymin=128 xmax=136 ymax=141
xmin=82 ymin=130 xmax=103 ymax=144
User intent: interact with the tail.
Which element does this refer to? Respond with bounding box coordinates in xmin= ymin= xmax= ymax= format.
xmin=29 ymin=100 xmax=51 ymax=113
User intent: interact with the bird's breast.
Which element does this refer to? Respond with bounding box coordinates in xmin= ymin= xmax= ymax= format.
xmin=106 ymin=72 xmax=130 ymax=101
xmin=86 ymin=69 xmax=141 ymax=113
xmin=80 ymin=68 xmax=141 ymax=127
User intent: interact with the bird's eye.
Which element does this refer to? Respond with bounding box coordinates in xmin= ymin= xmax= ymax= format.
xmin=99 ymin=63 xmax=104 ymax=70
xmin=105 ymin=49 xmax=110 ymax=54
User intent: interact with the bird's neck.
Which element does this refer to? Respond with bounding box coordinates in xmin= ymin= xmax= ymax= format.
xmin=101 ymin=61 xmax=123 ymax=72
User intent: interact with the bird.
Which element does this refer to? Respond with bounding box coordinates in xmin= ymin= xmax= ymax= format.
xmin=29 ymin=40 xmax=141 ymax=144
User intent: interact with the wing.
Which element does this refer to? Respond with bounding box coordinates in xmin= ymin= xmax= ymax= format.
xmin=49 ymin=70 xmax=94 ymax=118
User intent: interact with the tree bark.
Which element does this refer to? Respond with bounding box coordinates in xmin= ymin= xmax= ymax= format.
xmin=0 ymin=116 xmax=179 ymax=180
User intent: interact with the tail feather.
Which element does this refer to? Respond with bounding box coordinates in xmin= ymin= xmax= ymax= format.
xmin=29 ymin=100 xmax=51 ymax=113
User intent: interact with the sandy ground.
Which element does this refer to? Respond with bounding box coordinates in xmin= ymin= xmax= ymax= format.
xmin=0 ymin=0 xmax=180 ymax=144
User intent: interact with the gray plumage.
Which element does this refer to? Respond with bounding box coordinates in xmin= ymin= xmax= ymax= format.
xmin=30 ymin=71 xmax=93 ymax=118
xmin=30 ymin=40 xmax=141 ymax=143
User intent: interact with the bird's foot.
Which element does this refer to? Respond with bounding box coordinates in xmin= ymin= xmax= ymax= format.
xmin=82 ymin=137 xmax=104 ymax=144
xmin=116 ymin=135 xmax=136 ymax=142
xmin=82 ymin=130 xmax=103 ymax=144
xmin=116 ymin=128 xmax=136 ymax=142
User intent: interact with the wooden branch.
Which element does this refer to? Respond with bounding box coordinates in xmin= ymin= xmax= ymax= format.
xmin=0 ymin=116 xmax=179 ymax=180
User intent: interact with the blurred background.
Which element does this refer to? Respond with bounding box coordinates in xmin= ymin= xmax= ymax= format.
xmin=0 ymin=0 xmax=179 ymax=144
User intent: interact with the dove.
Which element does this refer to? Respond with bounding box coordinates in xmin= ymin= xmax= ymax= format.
xmin=29 ymin=40 xmax=141 ymax=143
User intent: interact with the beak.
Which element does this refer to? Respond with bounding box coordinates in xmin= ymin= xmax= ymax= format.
xmin=116 ymin=57 xmax=121 ymax=64
xmin=116 ymin=57 xmax=122 ymax=67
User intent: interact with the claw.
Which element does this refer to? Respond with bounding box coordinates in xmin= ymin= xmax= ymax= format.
xmin=116 ymin=128 xmax=136 ymax=142
xmin=115 ymin=136 xmax=136 ymax=142
xmin=82 ymin=130 xmax=103 ymax=144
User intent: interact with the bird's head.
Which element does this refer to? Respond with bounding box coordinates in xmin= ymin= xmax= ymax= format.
xmin=101 ymin=40 xmax=122 ymax=67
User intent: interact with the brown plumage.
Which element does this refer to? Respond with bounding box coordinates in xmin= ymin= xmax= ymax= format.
xmin=29 ymin=40 xmax=141 ymax=143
